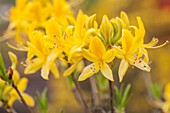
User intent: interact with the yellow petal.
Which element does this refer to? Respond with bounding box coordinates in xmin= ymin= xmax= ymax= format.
xmin=78 ymin=63 xmax=99 ymax=81
xmin=24 ymin=58 xmax=44 ymax=74
xmin=27 ymin=42 xmax=42 ymax=57
xmin=63 ymin=61 xmax=80 ymax=77
xmin=46 ymin=18 xmax=62 ymax=38
xmin=82 ymin=49 xmax=99 ymax=63
xmin=100 ymin=63 xmax=114 ymax=81
xmin=17 ymin=78 xmax=28 ymax=92
xmin=50 ymin=63 xmax=60 ymax=79
xmin=68 ymin=46 xmax=82 ymax=62
xmin=28 ymin=31 xmax=44 ymax=54
xmin=8 ymin=51 xmax=18 ymax=70
xmin=164 ymin=83 xmax=170 ymax=102
xmin=12 ymin=70 xmax=20 ymax=84
xmin=43 ymin=48 xmax=61 ymax=73
xmin=41 ymin=64 xmax=49 ymax=80
xmin=113 ymin=46 xmax=124 ymax=59
xmin=118 ymin=59 xmax=129 ymax=82
xmin=8 ymin=96 xmax=16 ymax=107
xmin=22 ymin=93 xmax=35 ymax=107
xmin=141 ymin=47 xmax=149 ymax=63
xmin=74 ymin=10 xmax=86 ymax=35
xmin=128 ymin=56 xmax=150 ymax=72
xmin=103 ymin=49 xmax=115 ymax=63
xmin=122 ymin=29 xmax=134 ymax=54
xmin=89 ymin=37 xmax=106 ymax=59
xmin=137 ymin=17 xmax=145 ymax=42
xmin=120 ymin=11 xmax=129 ymax=28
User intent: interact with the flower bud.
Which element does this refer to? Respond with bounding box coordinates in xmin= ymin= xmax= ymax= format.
xmin=100 ymin=15 xmax=113 ymax=45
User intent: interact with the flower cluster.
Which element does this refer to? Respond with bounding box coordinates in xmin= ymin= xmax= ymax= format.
xmin=0 ymin=52 xmax=34 ymax=111
xmin=7 ymin=0 xmax=168 ymax=83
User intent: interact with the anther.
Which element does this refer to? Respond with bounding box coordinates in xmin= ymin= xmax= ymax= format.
xmin=54 ymin=34 xmax=56 ymax=37
xmin=21 ymin=62 xmax=27 ymax=66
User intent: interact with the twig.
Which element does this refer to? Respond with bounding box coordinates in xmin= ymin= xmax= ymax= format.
xmin=89 ymin=76 xmax=99 ymax=107
xmin=72 ymin=88 xmax=84 ymax=107
xmin=109 ymin=80 xmax=114 ymax=113
xmin=142 ymin=72 xmax=153 ymax=100
xmin=12 ymin=81 xmax=32 ymax=113
xmin=10 ymin=107 xmax=17 ymax=113
xmin=71 ymin=73 xmax=91 ymax=113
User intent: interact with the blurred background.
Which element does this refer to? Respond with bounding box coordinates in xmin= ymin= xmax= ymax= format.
xmin=0 ymin=0 xmax=170 ymax=113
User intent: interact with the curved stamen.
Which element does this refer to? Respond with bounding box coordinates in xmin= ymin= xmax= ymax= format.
xmin=145 ymin=40 xmax=169 ymax=49
xmin=144 ymin=37 xmax=159 ymax=47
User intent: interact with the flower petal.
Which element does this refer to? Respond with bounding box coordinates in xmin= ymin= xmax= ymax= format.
xmin=128 ymin=56 xmax=150 ymax=72
xmin=46 ymin=18 xmax=62 ymax=38
xmin=24 ymin=58 xmax=44 ymax=74
xmin=8 ymin=51 xmax=18 ymax=70
xmin=22 ymin=93 xmax=35 ymax=107
xmin=78 ymin=63 xmax=99 ymax=81
xmin=17 ymin=78 xmax=28 ymax=92
xmin=82 ymin=49 xmax=99 ymax=63
xmin=100 ymin=63 xmax=114 ymax=81
xmin=12 ymin=70 xmax=20 ymax=84
xmin=74 ymin=10 xmax=86 ymax=36
xmin=122 ymin=29 xmax=134 ymax=54
xmin=43 ymin=48 xmax=61 ymax=75
xmin=141 ymin=47 xmax=149 ymax=63
xmin=164 ymin=83 xmax=170 ymax=102
xmin=8 ymin=96 xmax=16 ymax=107
xmin=103 ymin=49 xmax=115 ymax=63
xmin=89 ymin=37 xmax=106 ymax=59
xmin=118 ymin=59 xmax=129 ymax=82
xmin=41 ymin=63 xmax=49 ymax=80
xmin=113 ymin=46 xmax=124 ymax=59
xmin=63 ymin=61 xmax=80 ymax=77
xmin=50 ymin=63 xmax=60 ymax=79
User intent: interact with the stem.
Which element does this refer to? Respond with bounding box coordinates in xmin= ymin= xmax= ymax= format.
xmin=142 ymin=72 xmax=153 ymax=99
xmin=12 ymin=81 xmax=32 ymax=113
xmin=109 ymin=80 xmax=114 ymax=113
xmin=10 ymin=107 xmax=17 ymax=113
xmin=89 ymin=76 xmax=99 ymax=107
xmin=71 ymin=74 xmax=91 ymax=113
xmin=72 ymin=88 xmax=84 ymax=107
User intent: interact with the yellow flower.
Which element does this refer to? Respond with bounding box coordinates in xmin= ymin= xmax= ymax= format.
xmin=131 ymin=17 xmax=168 ymax=63
xmin=162 ymin=83 xmax=170 ymax=113
xmin=0 ymin=51 xmax=34 ymax=108
xmin=7 ymin=70 xmax=35 ymax=107
xmin=164 ymin=83 xmax=170 ymax=103
xmin=78 ymin=37 xmax=115 ymax=81
xmin=51 ymin=0 xmax=73 ymax=29
xmin=63 ymin=10 xmax=96 ymax=77
xmin=24 ymin=31 xmax=61 ymax=80
xmin=114 ymin=29 xmax=150 ymax=82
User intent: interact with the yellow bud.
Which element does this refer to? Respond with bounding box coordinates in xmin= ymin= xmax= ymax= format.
xmin=100 ymin=15 xmax=113 ymax=44
xmin=120 ymin=11 xmax=129 ymax=29
xmin=8 ymin=51 xmax=18 ymax=70
xmin=86 ymin=14 xmax=97 ymax=29
xmin=66 ymin=15 xmax=76 ymax=26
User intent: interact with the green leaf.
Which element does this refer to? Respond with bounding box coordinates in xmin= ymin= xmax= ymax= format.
xmin=0 ymin=53 xmax=6 ymax=78
xmin=35 ymin=88 xmax=48 ymax=113
xmin=114 ymin=86 xmax=121 ymax=106
xmin=59 ymin=109 xmax=63 ymax=113
xmin=150 ymin=83 xmax=161 ymax=99
xmin=121 ymin=84 xmax=131 ymax=107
